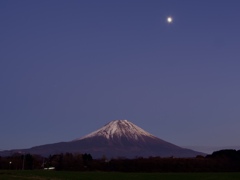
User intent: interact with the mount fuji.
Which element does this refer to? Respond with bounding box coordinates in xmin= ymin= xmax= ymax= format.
xmin=0 ymin=120 xmax=204 ymax=158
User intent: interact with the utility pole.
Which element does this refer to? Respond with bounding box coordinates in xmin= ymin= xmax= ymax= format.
xmin=22 ymin=154 xmax=25 ymax=170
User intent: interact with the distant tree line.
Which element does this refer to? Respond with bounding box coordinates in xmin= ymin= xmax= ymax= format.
xmin=0 ymin=150 xmax=240 ymax=172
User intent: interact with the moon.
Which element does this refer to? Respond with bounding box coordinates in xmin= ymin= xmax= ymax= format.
xmin=167 ymin=17 xmax=173 ymax=23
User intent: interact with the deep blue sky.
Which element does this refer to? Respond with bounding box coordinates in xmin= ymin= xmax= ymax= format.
xmin=1 ymin=0 xmax=240 ymax=151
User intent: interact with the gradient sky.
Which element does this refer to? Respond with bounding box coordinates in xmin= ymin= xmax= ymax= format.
xmin=1 ymin=0 xmax=240 ymax=152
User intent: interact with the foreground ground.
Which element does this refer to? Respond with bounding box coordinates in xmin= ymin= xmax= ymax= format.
xmin=1 ymin=171 xmax=240 ymax=180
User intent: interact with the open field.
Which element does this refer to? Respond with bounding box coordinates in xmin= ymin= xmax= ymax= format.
xmin=0 ymin=171 xmax=240 ymax=180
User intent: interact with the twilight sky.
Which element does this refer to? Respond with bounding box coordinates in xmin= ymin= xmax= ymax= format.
xmin=1 ymin=0 xmax=240 ymax=152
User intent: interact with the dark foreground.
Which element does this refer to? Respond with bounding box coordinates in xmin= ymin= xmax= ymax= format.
xmin=0 ymin=171 xmax=240 ymax=180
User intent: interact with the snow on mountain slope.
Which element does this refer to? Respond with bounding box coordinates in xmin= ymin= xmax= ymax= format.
xmin=75 ymin=120 xmax=157 ymax=141
xmin=0 ymin=119 xmax=205 ymax=158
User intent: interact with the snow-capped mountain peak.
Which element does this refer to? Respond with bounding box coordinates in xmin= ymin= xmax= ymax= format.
xmin=0 ymin=119 xmax=204 ymax=158
xmin=76 ymin=120 xmax=156 ymax=141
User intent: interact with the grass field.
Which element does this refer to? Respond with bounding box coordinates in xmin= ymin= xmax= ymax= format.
xmin=0 ymin=170 xmax=240 ymax=180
